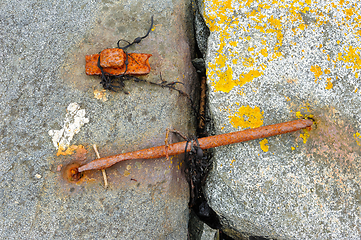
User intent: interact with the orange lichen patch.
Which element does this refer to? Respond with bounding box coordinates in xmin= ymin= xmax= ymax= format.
xmin=99 ymin=48 xmax=126 ymax=68
xmin=85 ymin=50 xmax=152 ymax=76
xmin=57 ymin=144 xmax=86 ymax=157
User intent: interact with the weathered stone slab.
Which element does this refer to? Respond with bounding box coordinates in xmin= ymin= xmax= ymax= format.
xmin=201 ymin=0 xmax=361 ymax=239
xmin=0 ymin=0 xmax=196 ymax=238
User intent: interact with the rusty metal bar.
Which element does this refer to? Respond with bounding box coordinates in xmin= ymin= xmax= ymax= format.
xmin=78 ymin=119 xmax=313 ymax=172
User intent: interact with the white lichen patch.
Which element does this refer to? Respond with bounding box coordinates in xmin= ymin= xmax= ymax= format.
xmin=48 ymin=102 xmax=89 ymax=151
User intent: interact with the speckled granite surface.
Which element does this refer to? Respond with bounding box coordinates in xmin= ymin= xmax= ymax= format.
xmin=201 ymin=0 xmax=361 ymax=239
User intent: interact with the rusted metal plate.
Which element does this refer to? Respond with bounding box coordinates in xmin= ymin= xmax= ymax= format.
xmin=99 ymin=48 xmax=126 ymax=68
xmin=85 ymin=50 xmax=152 ymax=76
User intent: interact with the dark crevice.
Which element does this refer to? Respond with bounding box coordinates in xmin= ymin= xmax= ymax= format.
xmin=187 ymin=2 xmax=223 ymax=237
xmin=187 ymin=1 xmax=273 ymax=240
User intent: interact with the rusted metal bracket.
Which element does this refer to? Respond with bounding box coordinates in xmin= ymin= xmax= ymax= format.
xmin=85 ymin=49 xmax=152 ymax=76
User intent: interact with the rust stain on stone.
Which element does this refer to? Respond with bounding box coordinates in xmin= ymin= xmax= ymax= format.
xmin=306 ymin=109 xmax=361 ymax=169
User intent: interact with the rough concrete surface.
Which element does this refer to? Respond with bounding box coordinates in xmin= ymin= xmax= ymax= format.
xmin=201 ymin=0 xmax=361 ymax=239
xmin=0 ymin=0 xmax=197 ymax=239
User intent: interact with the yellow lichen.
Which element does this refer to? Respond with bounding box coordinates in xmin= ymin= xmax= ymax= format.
xmin=204 ymin=0 xmax=359 ymax=98
xmin=242 ymin=57 xmax=255 ymax=67
xmin=211 ymin=65 xmax=235 ymax=92
xmin=300 ymin=129 xmax=310 ymax=144
xmin=295 ymin=111 xmax=303 ymax=118
xmin=295 ymin=110 xmax=314 ymax=121
xmin=260 ymin=139 xmax=269 ymax=152
xmin=268 ymin=15 xmax=282 ymax=30
xmin=337 ymin=46 xmax=361 ymax=72
xmin=354 ymin=132 xmax=361 ymax=146
xmin=260 ymin=48 xmax=268 ymax=57
xmin=239 ymin=70 xmax=263 ymax=87
xmin=230 ymin=41 xmax=238 ymax=47
xmin=229 ymin=105 xmax=264 ymax=129
xmin=215 ymin=53 xmax=227 ymax=68
xmin=310 ymin=65 xmax=323 ymax=82
xmin=325 ymin=78 xmax=333 ymax=90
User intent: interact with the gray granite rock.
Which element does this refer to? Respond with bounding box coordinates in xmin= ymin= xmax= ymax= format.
xmin=201 ymin=0 xmax=361 ymax=239
xmin=188 ymin=211 xmax=218 ymax=240
xmin=193 ymin=0 xmax=210 ymax=58
xmin=200 ymin=224 xmax=218 ymax=240
xmin=0 ymin=0 xmax=197 ymax=238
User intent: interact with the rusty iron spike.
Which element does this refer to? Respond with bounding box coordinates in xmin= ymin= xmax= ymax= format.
xmin=78 ymin=119 xmax=313 ymax=172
